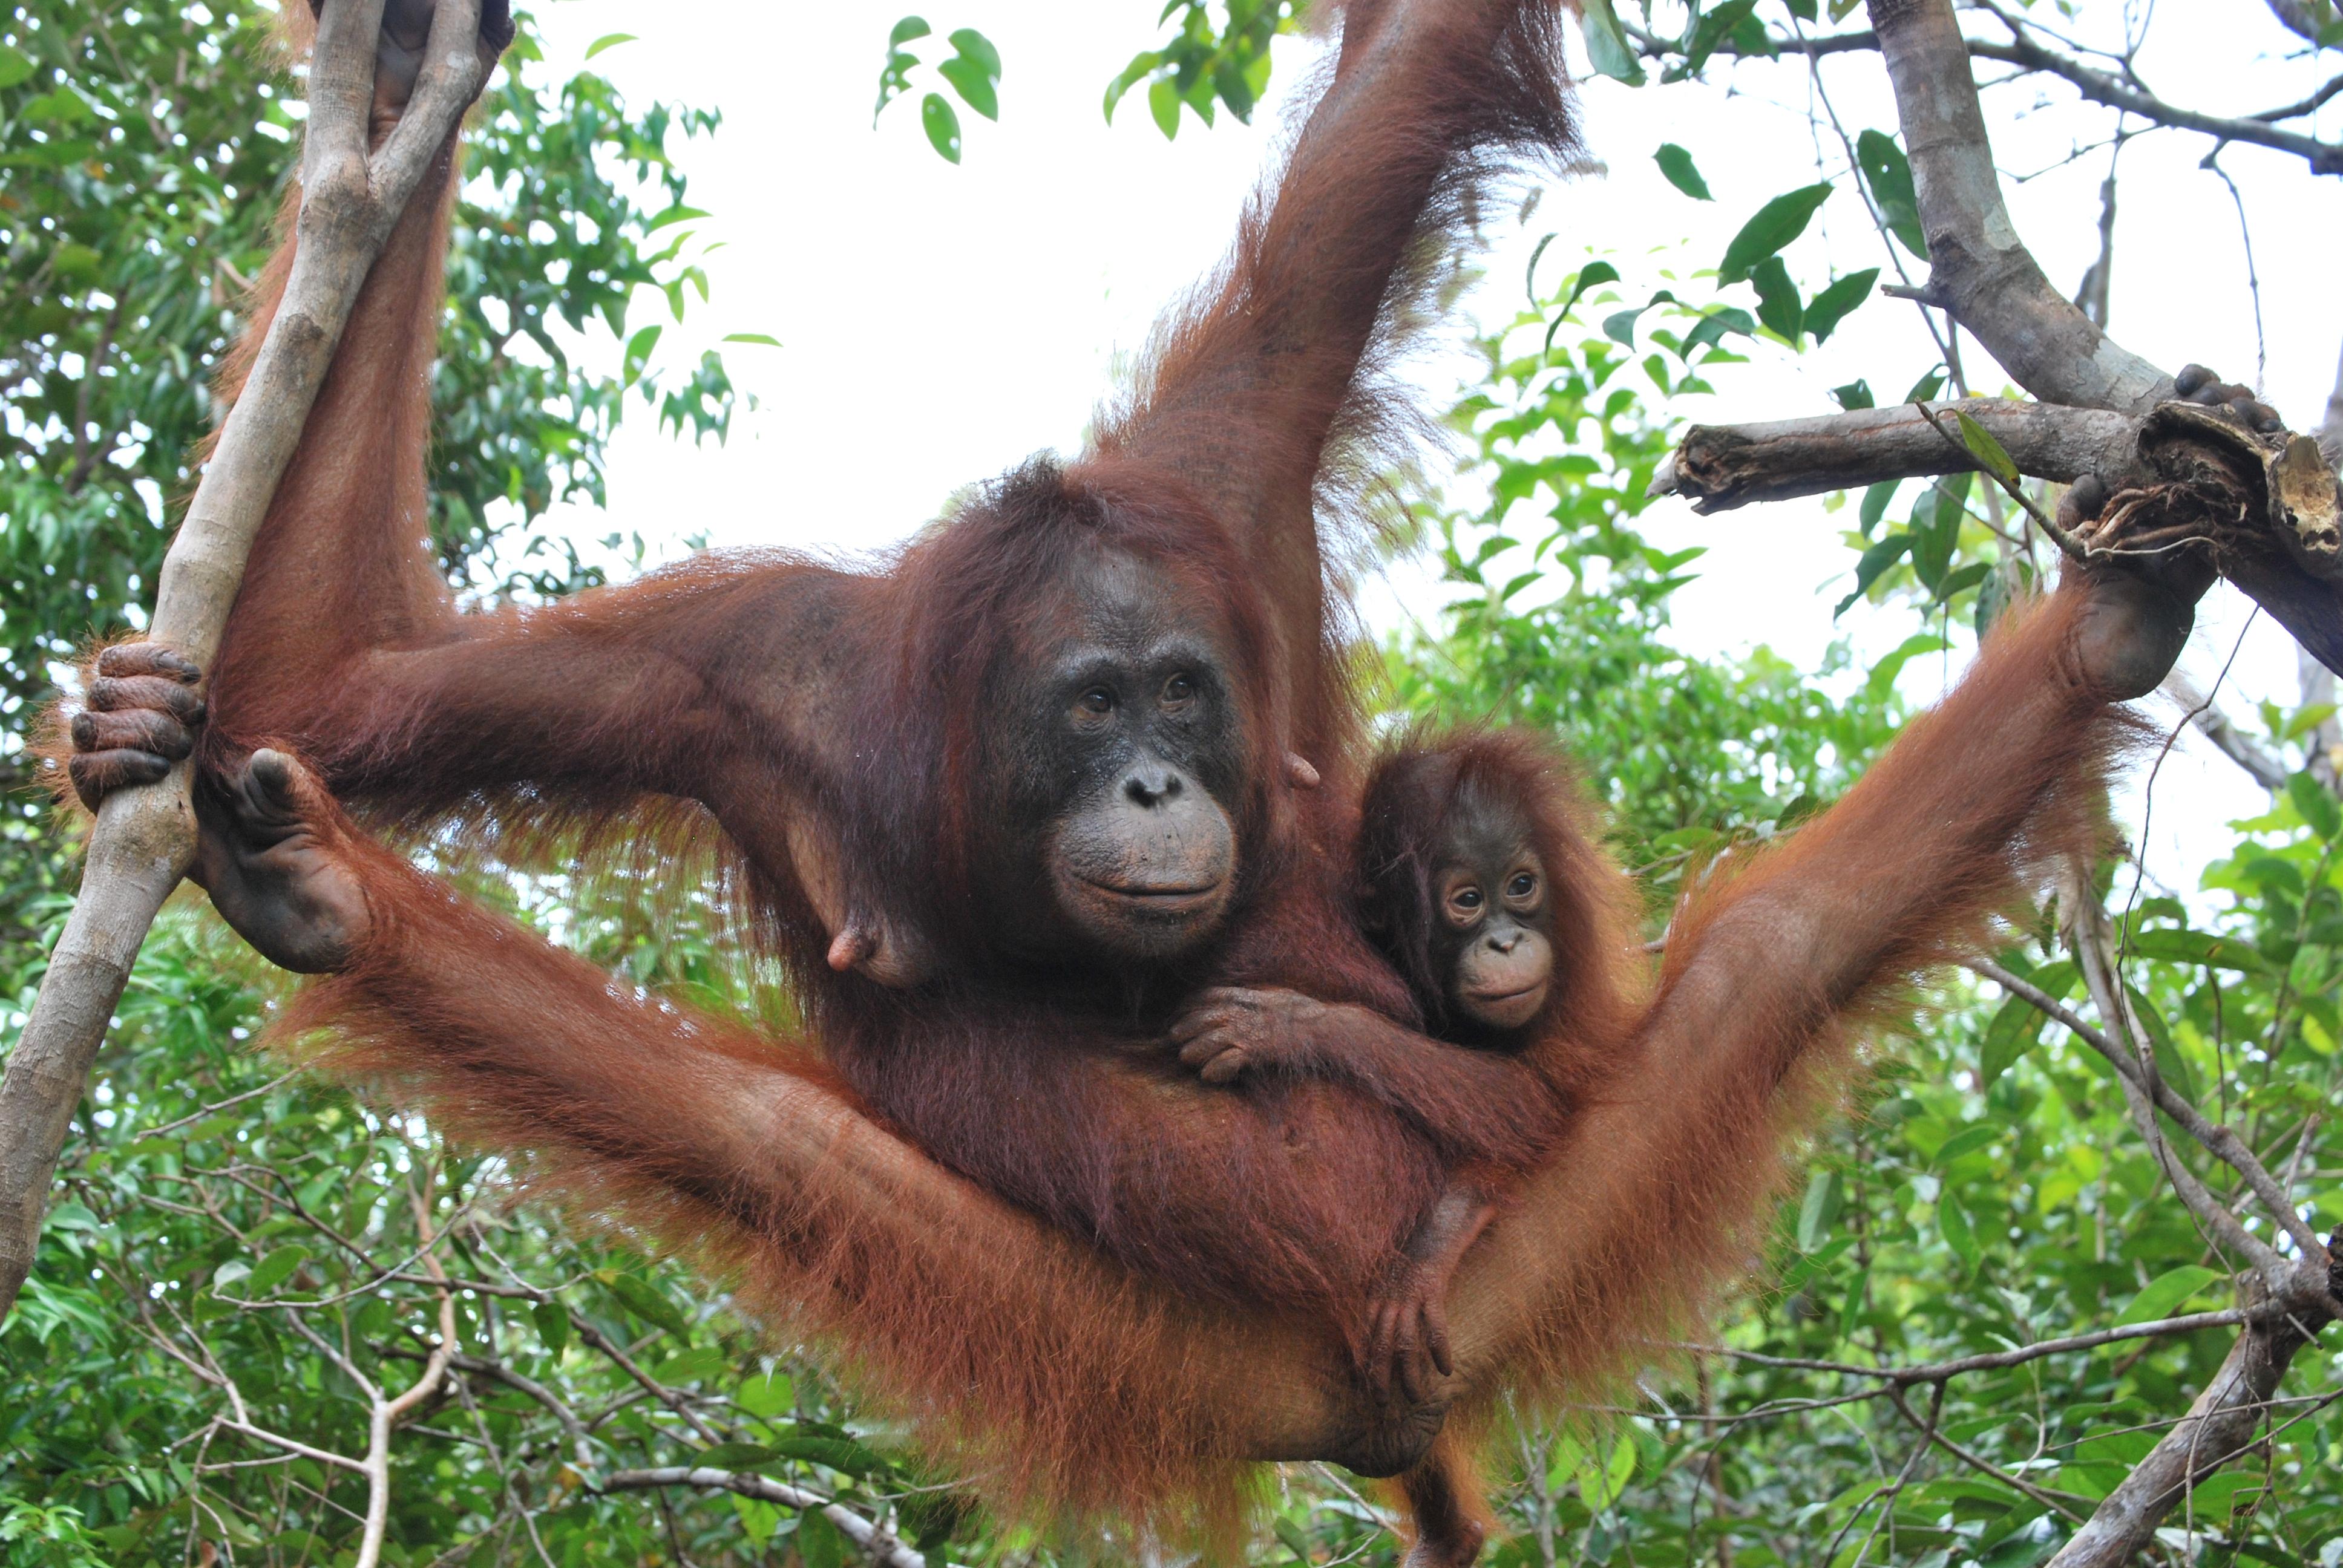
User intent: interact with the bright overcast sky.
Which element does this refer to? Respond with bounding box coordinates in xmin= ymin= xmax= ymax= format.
xmin=515 ymin=0 xmax=2342 ymax=897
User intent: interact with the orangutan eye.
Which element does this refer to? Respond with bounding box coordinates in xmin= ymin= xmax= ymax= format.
xmin=1507 ymin=872 xmax=1538 ymax=899
xmin=1162 ymin=672 xmax=1196 ymax=705
xmin=1452 ymin=886 xmax=1483 ymax=911
xmin=1077 ymin=688 xmax=1115 ymax=717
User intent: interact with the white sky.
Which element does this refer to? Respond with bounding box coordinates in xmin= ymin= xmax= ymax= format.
xmin=516 ymin=0 xmax=2342 ymax=898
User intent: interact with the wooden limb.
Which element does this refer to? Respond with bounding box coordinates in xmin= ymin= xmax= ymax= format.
xmin=1865 ymin=0 xmax=2171 ymax=414
xmin=2160 ymin=670 xmax=2286 ymax=792
xmin=1648 ymin=398 xmax=2137 ymax=514
xmin=0 ymin=0 xmax=488 ymax=1322
xmin=597 ymin=1469 xmax=926 ymax=1568
xmin=2042 ymin=1301 xmax=2332 ymax=1567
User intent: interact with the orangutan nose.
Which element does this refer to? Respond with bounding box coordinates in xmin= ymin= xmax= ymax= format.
xmin=1124 ymin=765 xmax=1185 ymax=808
xmin=1486 ymin=929 xmax=1520 ymax=954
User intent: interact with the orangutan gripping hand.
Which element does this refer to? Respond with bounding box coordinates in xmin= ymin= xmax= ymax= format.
xmin=191 ymin=750 xmax=374 ymax=976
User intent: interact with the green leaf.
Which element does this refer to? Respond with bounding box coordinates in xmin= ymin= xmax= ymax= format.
xmin=1796 ymin=1169 xmax=1843 ymax=1250
xmin=947 ymin=27 xmax=1001 ymax=77
xmin=1834 ymin=379 xmax=1876 ymax=413
xmin=2123 ymin=984 xmax=2198 ymax=1100
xmin=1749 ymin=256 xmax=1802 ymax=342
xmin=1855 ymin=128 xmax=1927 ymax=258
xmin=600 ymin=1270 xmax=689 ymax=1338
xmin=920 ymin=93 xmax=963 ymax=162
xmin=1979 ymin=996 xmax=2048 ymax=1088
xmin=1837 ymin=1263 xmax=1870 ymax=1342
xmin=1953 ymin=410 xmax=2021 ymax=489
xmin=2125 ymin=927 xmax=2276 ymax=975
xmin=1147 ymin=76 xmax=1182 ymax=140
xmin=1680 ymin=305 xmax=1752 ymax=358
xmin=1576 ymin=0 xmax=1649 ymax=84
xmin=583 ymin=33 xmax=637 ymax=60
xmin=1683 ymin=0 xmax=1760 ymax=73
xmin=798 ymin=1510 xmax=848 ymax=1568
xmin=1939 ymin=1189 xmax=1976 ymax=1268
xmin=1933 ymin=1125 xmax=2000 ymax=1167
xmin=621 ymin=324 xmax=661 ymax=388
xmin=888 ymin=15 xmax=932 ymax=47
xmin=1865 ymin=632 xmax=1950 ymax=701
xmin=247 ymin=1245 xmax=309 ymax=1295
xmin=532 ymin=1300 xmax=571 ymax=1355
xmin=1904 ymin=368 xmax=1948 ymax=403
xmin=2112 ymin=1264 xmax=2223 ymax=1325
xmin=2289 ymin=771 xmax=2342 ymax=840
xmin=1719 ymin=183 xmax=1833 ymax=284
xmin=1804 ymin=268 xmax=1879 ymax=342
xmin=939 ymin=31 xmax=1001 ymax=120
xmin=212 ymin=1259 xmax=252 ymax=1291
xmin=696 ymin=1443 xmax=778 ymax=1469
xmin=1555 ymin=260 xmax=1620 ymax=321
xmin=0 ymin=43 xmax=34 ymax=90
xmin=1835 ymin=532 xmax=1910 ymax=616
xmin=1272 ymin=1516 xmax=1312 ymax=1561
xmin=771 ymin=1434 xmax=885 ymax=1478
xmin=721 ymin=332 xmax=782 ymax=347
xmin=1654 ymin=143 xmax=1712 ymax=200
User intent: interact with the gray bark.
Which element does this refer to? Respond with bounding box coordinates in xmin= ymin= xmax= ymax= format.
xmin=0 ymin=0 xmax=487 ymax=1322
xmin=1865 ymin=0 xmax=2172 ymax=413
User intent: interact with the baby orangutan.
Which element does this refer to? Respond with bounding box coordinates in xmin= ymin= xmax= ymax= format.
xmin=1174 ymin=727 xmax=1639 ymax=1400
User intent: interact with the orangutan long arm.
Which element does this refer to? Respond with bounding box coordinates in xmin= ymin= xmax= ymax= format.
xmin=1436 ymin=587 xmax=2123 ymax=1387
xmin=1196 ymin=1000 xmax=1563 ymax=1172
xmin=1096 ymin=0 xmax=1576 ymax=738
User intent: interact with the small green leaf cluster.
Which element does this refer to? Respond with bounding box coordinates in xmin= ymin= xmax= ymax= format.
xmin=872 ymin=17 xmax=1001 ymax=163
xmin=1104 ymin=0 xmax=1299 ymax=140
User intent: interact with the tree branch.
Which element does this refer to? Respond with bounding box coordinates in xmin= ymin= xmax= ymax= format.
xmin=0 ymin=0 xmax=488 ymax=1323
xmin=2161 ymin=670 xmax=2287 ymax=791
xmin=1650 ymin=398 xmax=2137 ymax=513
xmin=2043 ymin=1307 xmax=2332 ymax=1567
xmin=597 ymin=1469 xmax=926 ymax=1568
xmin=1637 ymin=20 xmax=2343 ymax=173
xmin=1867 ymin=0 xmax=2171 ymax=413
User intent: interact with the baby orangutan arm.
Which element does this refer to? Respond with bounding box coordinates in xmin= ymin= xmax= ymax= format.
xmin=1171 ymin=987 xmax=1564 ymax=1172
xmin=1367 ymin=1183 xmax=1499 ymax=1406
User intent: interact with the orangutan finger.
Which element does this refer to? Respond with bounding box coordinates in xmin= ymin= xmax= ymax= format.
xmin=96 ymin=643 xmax=200 ymax=682
xmin=1199 ymin=1048 xmax=1250 ymax=1085
xmin=73 ymin=707 xmax=193 ymax=761
xmin=68 ymin=750 xmax=170 ymax=810
xmin=1426 ymin=1298 xmax=1453 ymax=1379
xmin=87 ymin=673 xmax=206 ymax=721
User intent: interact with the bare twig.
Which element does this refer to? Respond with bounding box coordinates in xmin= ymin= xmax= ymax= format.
xmin=2160 ymin=670 xmax=2286 ymax=790
xmin=0 ymin=0 xmax=492 ymax=1322
xmin=597 ymin=1469 xmax=928 ymax=1568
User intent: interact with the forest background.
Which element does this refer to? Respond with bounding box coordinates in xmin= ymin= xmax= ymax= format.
xmin=2 ymin=1 xmax=2341 ymax=1564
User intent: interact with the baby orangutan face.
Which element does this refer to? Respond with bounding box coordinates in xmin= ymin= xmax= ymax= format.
xmin=1432 ymin=796 xmax=1553 ymax=1034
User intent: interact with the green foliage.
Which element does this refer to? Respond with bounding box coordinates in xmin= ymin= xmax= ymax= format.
xmin=874 ymin=18 xmax=1000 ymax=162
xmin=1104 ymin=0 xmax=1300 ymax=137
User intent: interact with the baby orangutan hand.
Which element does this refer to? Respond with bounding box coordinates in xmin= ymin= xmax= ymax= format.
xmin=1170 ymin=985 xmax=1346 ymax=1083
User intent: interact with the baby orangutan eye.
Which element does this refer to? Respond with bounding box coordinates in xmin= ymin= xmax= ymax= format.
xmin=1507 ymin=871 xmax=1537 ymax=898
xmin=1076 ymin=687 xmax=1115 ymax=717
xmin=1447 ymin=886 xmax=1484 ymax=924
xmin=1162 ymin=672 xmax=1196 ymax=706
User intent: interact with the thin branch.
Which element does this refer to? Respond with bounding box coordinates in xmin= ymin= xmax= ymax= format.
xmin=597 ymin=1469 xmax=927 ymax=1568
xmin=2160 ymin=671 xmax=2287 ymax=790
xmin=1968 ymin=950 xmax=2327 ymax=1262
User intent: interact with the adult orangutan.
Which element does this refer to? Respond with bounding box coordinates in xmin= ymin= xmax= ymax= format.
xmin=59 ymin=0 xmax=2209 ymax=1560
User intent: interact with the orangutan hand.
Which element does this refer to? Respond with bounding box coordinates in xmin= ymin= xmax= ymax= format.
xmin=1170 ymin=986 xmax=1345 ymax=1083
xmin=192 ymin=750 xmax=374 ymax=976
